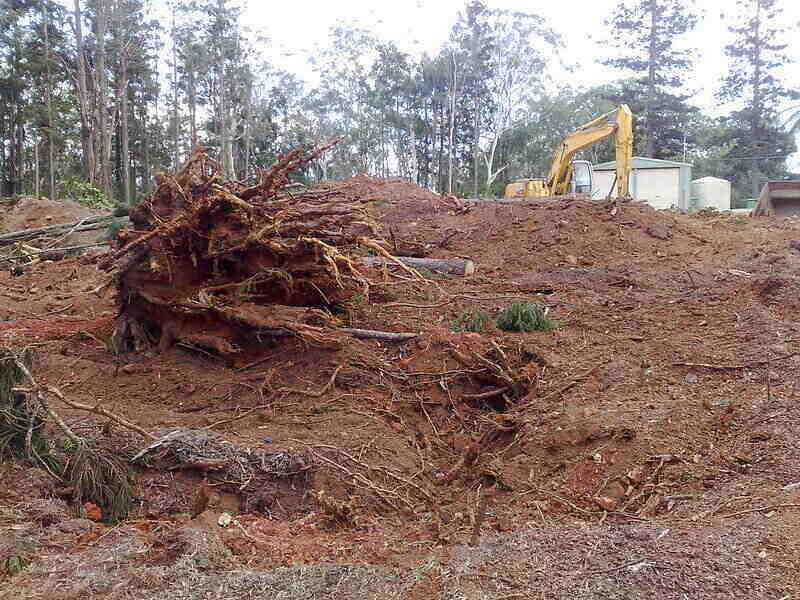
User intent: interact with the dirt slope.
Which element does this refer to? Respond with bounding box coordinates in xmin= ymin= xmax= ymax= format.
xmin=1 ymin=179 xmax=799 ymax=598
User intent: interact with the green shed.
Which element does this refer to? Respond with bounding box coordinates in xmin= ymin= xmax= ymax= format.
xmin=593 ymin=156 xmax=693 ymax=210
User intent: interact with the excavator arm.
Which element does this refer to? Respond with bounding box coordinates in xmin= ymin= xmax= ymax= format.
xmin=546 ymin=104 xmax=633 ymax=199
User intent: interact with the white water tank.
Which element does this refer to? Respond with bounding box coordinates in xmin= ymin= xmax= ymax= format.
xmin=692 ymin=176 xmax=731 ymax=210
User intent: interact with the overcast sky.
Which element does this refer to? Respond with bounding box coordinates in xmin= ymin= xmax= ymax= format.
xmin=241 ymin=0 xmax=799 ymax=117
xmin=234 ymin=0 xmax=798 ymax=167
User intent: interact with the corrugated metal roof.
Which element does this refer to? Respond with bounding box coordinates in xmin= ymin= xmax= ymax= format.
xmin=595 ymin=156 xmax=694 ymax=170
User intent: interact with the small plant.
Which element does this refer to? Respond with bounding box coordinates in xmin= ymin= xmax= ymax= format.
xmin=66 ymin=444 xmax=134 ymax=523
xmin=453 ymin=310 xmax=489 ymax=333
xmin=495 ymin=302 xmax=555 ymax=333
xmin=2 ymin=555 xmax=23 ymax=575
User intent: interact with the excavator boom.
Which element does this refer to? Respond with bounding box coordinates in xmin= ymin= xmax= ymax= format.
xmin=547 ymin=104 xmax=633 ymax=198
xmin=504 ymin=104 xmax=633 ymax=201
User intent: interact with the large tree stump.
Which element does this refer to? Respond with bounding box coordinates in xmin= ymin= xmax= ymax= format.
xmin=106 ymin=144 xmax=411 ymax=359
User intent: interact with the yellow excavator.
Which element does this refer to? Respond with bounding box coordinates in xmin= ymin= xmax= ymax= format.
xmin=504 ymin=104 xmax=633 ymax=201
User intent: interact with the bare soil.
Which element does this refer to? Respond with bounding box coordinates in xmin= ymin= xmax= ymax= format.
xmin=0 ymin=195 xmax=104 ymax=247
xmin=1 ymin=181 xmax=799 ymax=599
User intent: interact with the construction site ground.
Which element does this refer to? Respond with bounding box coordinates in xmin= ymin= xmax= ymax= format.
xmin=1 ymin=183 xmax=799 ymax=599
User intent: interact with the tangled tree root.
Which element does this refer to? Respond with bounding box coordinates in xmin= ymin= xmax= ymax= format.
xmin=105 ymin=143 xmax=392 ymax=361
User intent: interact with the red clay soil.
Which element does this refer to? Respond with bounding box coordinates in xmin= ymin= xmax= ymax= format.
xmin=1 ymin=178 xmax=800 ymax=598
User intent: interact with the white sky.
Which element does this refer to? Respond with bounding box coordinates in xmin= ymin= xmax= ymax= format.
xmin=241 ymin=0 xmax=800 ymax=116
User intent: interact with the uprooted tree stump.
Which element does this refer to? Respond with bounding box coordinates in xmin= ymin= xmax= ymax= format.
xmin=105 ymin=143 xmax=390 ymax=358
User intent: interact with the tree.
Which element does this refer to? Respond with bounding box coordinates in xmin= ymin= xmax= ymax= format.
xmin=598 ymin=79 xmax=701 ymax=160
xmin=42 ymin=2 xmax=57 ymax=200
xmin=477 ymin=8 xmax=561 ymax=193
xmin=70 ymin=0 xmax=95 ymax=183
xmin=718 ymin=0 xmax=796 ymax=197
xmin=447 ymin=1 xmax=494 ymax=195
xmin=602 ymin=0 xmax=698 ymax=158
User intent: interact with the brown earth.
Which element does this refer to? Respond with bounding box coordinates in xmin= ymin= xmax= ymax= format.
xmin=1 ymin=179 xmax=800 ymax=598
xmin=0 ymin=195 xmax=104 ymax=247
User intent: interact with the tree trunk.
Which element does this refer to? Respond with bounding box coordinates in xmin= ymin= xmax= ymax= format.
xmin=171 ymin=4 xmax=179 ymax=169
xmin=115 ymin=0 xmax=131 ymax=206
xmin=96 ymin=0 xmax=111 ymax=200
xmin=645 ymin=0 xmax=659 ymax=158
xmin=44 ymin=6 xmax=56 ymax=201
xmin=473 ymin=97 xmax=479 ymax=197
xmin=189 ymin=69 xmax=198 ymax=149
xmin=0 ymin=214 xmax=120 ymax=247
xmin=751 ymin=0 xmax=763 ymax=198
xmin=9 ymin=24 xmax=24 ymax=196
xmin=242 ymin=79 xmax=252 ymax=180
xmin=448 ymin=51 xmax=458 ymax=196
xmin=34 ymin=141 xmax=40 ymax=198
xmin=360 ymin=255 xmax=475 ymax=276
xmin=217 ymin=0 xmax=233 ymax=178
xmin=72 ymin=0 xmax=95 ymax=184
xmin=120 ymin=53 xmax=131 ymax=205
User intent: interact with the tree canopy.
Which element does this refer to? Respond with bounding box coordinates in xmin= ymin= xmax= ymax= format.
xmin=0 ymin=0 xmax=796 ymax=205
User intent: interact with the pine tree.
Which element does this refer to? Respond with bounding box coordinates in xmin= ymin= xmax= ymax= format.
xmin=601 ymin=0 xmax=698 ymax=158
xmin=718 ymin=0 xmax=795 ymax=197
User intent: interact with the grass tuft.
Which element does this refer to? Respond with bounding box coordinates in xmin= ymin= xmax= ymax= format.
xmin=495 ymin=302 xmax=555 ymax=332
xmin=453 ymin=310 xmax=489 ymax=333
xmin=66 ymin=444 xmax=134 ymax=523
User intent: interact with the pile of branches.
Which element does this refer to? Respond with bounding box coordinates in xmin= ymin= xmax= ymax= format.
xmin=132 ymin=428 xmax=312 ymax=514
xmin=107 ymin=143 xmax=381 ymax=357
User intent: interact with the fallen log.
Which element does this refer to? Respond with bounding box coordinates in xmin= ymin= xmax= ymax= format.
xmin=342 ymin=327 xmax=418 ymax=341
xmin=0 ymin=242 xmax=108 ymax=265
xmin=460 ymin=197 xmax=548 ymax=205
xmin=0 ymin=215 xmax=128 ymax=247
xmin=361 ymin=255 xmax=475 ymax=276
xmin=257 ymin=327 xmax=418 ymax=342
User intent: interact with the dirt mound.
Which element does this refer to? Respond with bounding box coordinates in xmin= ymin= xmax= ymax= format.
xmin=2 ymin=173 xmax=800 ymax=595
xmin=0 ymin=195 xmax=101 ymax=236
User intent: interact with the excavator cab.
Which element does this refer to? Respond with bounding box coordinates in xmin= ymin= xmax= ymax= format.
xmin=569 ymin=160 xmax=593 ymax=195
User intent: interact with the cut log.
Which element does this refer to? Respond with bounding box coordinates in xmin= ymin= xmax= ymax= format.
xmin=361 ymin=255 xmax=475 ymax=276
xmin=460 ymin=197 xmax=548 ymax=205
xmin=0 ymin=215 xmax=129 ymax=247
xmin=257 ymin=327 xmax=417 ymax=342
xmin=0 ymin=243 xmax=108 ymax=265
xmin=341 ymin=327 xmax=418 ymax=341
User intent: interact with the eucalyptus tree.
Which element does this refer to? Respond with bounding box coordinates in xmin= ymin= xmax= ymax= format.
xmin=477 ymin=7 xmax=561 ymax=193
xmin=309 ymin=24 xmax=381 ymax=178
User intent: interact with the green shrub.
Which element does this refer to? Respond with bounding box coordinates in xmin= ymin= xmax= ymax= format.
xmin=453 ymin=311 xmax=489 ymax=333
xmin=59 ymin=180 xmax=114 ymax=210
xmin=2 ymin=555 xmax=23 ymax=575
xmin=495 ymin=302 xmax=555 ymax=332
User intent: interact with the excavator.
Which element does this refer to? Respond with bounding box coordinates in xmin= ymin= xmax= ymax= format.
xmin=504 ymin=104 xmax=633 ymax=201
